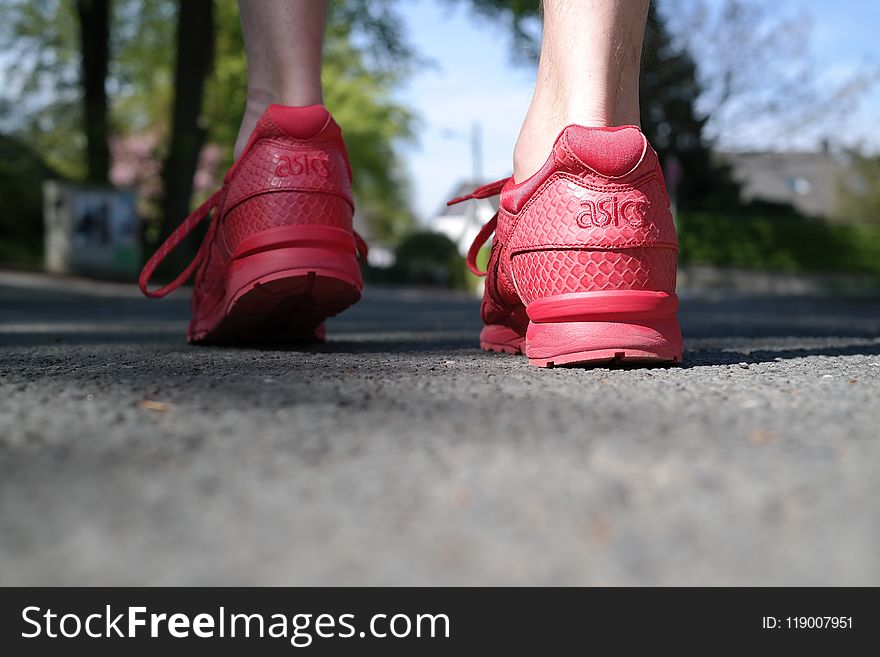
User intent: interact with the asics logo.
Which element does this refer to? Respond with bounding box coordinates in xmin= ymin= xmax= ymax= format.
xmin=275 ymin=154 xmax=331 ymax=178
xmin=576 ymin=195 xmax=650 ymax=229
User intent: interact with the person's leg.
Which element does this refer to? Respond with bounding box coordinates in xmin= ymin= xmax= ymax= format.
xmin=141 ymin=0 xmax=363 ymax=344
xmin=234 ymin=0 xmax=327 ymax=158
xmin=461 ymin=0 xmax=680 ymax=366
xmin=513 ymin=0 xmax=649 ymax=182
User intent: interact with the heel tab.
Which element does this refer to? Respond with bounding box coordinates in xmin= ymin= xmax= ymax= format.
xmin=559 ymin=125 xmax=647 ymax=178
xmin=265 ymin=104 xmax=331 ymax=140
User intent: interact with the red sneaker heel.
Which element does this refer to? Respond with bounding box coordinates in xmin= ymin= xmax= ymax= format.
xmin=524 ymin=290 xmax=682 ymax=367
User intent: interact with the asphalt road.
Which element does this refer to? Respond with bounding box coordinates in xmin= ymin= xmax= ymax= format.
xmin=1 ymin=269 xmax=879 ymax=585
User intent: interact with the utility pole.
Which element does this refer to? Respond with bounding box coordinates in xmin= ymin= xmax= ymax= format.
xmin=439 ymin=122 xmax=485 ymax=256
xmin=471 ymin=121 xmax=483 ymax=185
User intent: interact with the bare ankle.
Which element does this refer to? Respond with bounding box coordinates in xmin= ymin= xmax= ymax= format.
xmin=512 ymin=0 xmax=649 ymax=182
xmin=233 ymin=88 xmax=277 ymax=159
xmin=513 ymin=98 xmax=636 ymax=183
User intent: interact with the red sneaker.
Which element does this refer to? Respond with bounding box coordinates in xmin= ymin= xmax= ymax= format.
xmin=139 ymin=105 xmax=367 ymax=344
xmin=450 ymin=125 xmax=682 ymax=367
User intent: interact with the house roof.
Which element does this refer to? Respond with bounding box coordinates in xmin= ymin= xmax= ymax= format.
xmin=721 ymin=150 xmax=846 ymax=218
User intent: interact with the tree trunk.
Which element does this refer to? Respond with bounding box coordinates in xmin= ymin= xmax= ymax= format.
xmin=76 ymin=0 xmax=111 ymax=184
xmin=159 ymin=0 xmax=215 ymax=242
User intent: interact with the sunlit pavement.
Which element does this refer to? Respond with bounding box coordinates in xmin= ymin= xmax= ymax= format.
xmin=1 ymin=269 xmax=879 ymax=585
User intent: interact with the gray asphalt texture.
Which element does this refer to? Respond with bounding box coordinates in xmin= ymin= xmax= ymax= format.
xmin=1 ymin=269 xmax=879 ymax=585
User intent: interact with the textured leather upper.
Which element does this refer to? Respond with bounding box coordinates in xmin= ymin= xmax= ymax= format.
xmin=220 ymin=112 xmax=353 ymax=252
xmin=194 ymin=105 xmax=354 ymax=309
xmin=482 ymin=124 xmax=677 ymax=320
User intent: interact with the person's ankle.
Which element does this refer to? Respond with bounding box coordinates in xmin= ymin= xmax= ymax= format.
xmin=234 ymin=86 xmax=326 ymax=159
xmin=513 ymin=113 xmax=609 ymax=184
xmin=513 ymin=100 xmax=639 ymax=183
xmin=274 ymin=87 xmax=323 ymax=108
xmin=233 ymin=88 xmax=276 ymax=159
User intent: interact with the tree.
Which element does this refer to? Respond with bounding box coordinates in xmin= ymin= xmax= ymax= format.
xmin=640 ymin=3 xmax=738 ymax=209
xmin=0 ymin=134 xmax=57 ymax=264
xmin=668 ymin=0 xmax=879 ymax=150
xmin=202 ymin=0 xmax=418 ymax=243
xmin=836 ymin=153 xmax=880 ymax=226
xmin=322 ymin=2 xmax=416 ymax=243
xmin=0 ymin=0 xmax=86 ymax=179
xmin=459 ymin=0 xmax=735 ymax=209
xmin=0 ymin=0 xmax=418 ymax=255
xmin=75 ymin=0 xmax=111 ymax=183
xmin=159 ymin=0 xmax=214 ymax=242
xmin=393 ymin=231 xmax=468 ymax=289
xmin=449 ymin=0 xmax=542 ymax=60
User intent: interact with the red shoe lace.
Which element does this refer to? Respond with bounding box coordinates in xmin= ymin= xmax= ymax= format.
xmin=446 ymin=177 xmax=510 ymax=277
xmin=138 ymin=189 xmax=225 ymax=299
xmin=138 ymin=190 xmax=369 ymax=299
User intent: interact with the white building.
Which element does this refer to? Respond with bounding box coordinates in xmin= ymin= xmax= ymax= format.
xmin=429 ymin=180 xmax=500 ymax=257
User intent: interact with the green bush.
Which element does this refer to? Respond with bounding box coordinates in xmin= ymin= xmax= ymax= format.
xmin=460 ymin=243 xmax=490 ymax=292
xmin=677 ymin=212 xmax=880 ymax=277
xmin=0 ymin=134 xmax=57 ymax=266
xmin=389 ymin=231 xmax=469 ymax=290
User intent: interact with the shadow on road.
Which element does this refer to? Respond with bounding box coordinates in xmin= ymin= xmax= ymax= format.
xmin=2 ymin=275 xmax=879 ymax=366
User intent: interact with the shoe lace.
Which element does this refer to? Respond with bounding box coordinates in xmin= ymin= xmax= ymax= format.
xmin=138 ymin=189 xmax=370 ymax=299
xmin=138 ymin=189 xmax=225 ymax=299
xmin=446 ymin=177 xmax=510 ymax=277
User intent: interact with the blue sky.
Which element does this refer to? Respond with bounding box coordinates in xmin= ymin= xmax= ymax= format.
xmin=396 ymin=0 xmax=880 ymax=221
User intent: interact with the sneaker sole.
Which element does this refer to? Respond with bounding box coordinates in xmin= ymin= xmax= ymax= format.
xmin=524 ymin=290 xmax=683 ymax=368
xmin=188 ymin=226 xmax=362 ymax=345
xmin=528 ymin=347 xmax=681 ymax=368
xmin=479 ymin=323 xmax=525 ymax=355
xmin=189 ymin=269 xmax=360 ymax=345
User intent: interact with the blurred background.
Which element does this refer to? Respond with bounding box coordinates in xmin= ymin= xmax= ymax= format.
xmin=1 ymin=0 xmax=879 ymax=289
xmin=3 ymin=0 xmax=880 ymax=588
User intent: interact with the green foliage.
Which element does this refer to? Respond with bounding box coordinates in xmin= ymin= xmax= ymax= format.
xmin=641 ymin=5 xmax=740 ymax=211
xmin=678 ymin=212 xmax=880 ymax=276
xmin=391 ymin=231 xmax=469 ymax=289
xmin=207 ymin=1 xmax=419 ymax=243
xmin=112 ymin=1 xmax=177 ymax=134
xmin=200 ymin=0 xmax=245 ymax=152
xmin=197 ymin=1 xmax=419 ymax=243
xmin=329 ymin=0 xmax=418 ymax=69
xmin=325 ymin=1 xmax=420 ymax=242
xmin=836 ymin=153 xmax=880 ymax=226
xmin=450 ymin=0 xmax=541 ymax=59
xmin=0 ymin=134 xmax=56 ymax=265
xmin=463 ymin=243 xmax=491 ymax=292
xmin=0 ymin=0 xmax=83 ymax=178
xmin=456 ymin=1 xmax=740 ymax=210
xmin=0 ymin=0 xmax=181 ymax=179
xmin=1 ymin=0 xmax=417 ymax=245
xmin=206 ymin=0 xmax=420 ymax=243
